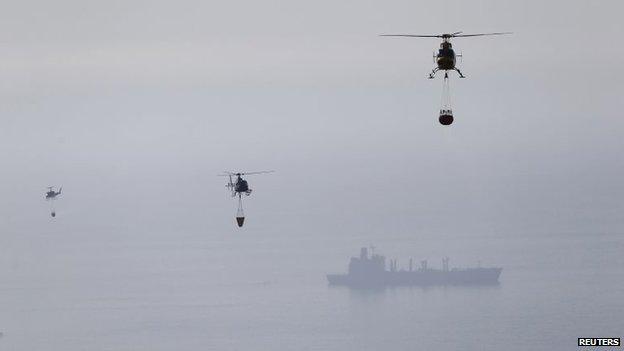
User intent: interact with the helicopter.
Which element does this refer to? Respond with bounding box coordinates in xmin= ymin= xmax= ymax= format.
xmin=45 ymin=186 xmax=62 ymax=217
xmin=380 ymin=31 xmax=511 ymax=79
xmin=45 ymin=186 xmax=62 ymax=200
xmin=219 ymin=171 xmax=274 ymax=227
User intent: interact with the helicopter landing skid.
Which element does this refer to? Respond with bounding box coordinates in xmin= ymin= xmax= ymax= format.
xmin=428 ymin=68 xmax=439 ymax=79
xmin=454 ymin=68 xmax=466 ymax=78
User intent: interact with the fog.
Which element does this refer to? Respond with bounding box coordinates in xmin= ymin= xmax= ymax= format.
xmin=0 ymin=1 xmax=623 ymax=350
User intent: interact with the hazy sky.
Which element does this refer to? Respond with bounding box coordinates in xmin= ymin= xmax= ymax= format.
xmin=0 ymin=0 xmax=622 ymax=234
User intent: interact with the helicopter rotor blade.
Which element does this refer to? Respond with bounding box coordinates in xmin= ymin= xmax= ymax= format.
xmin=452 ymin=32 xmax=512 ymax=37
xmin=218 ymin=170 xmax=274 ymax=176
xmin=238 ymin=170 xmax=275 ymax=176
xmin=380 ymin=32 xmax=511 ymax=38
xmin=380 ymin=34 xmax=444 ymax=38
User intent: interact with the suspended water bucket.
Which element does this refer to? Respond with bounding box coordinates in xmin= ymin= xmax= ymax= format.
xmin=236 ymin=216 xmax=245 ymax=227
xmin=439 ymin=109 xmax=453 ymax=125
xmin=51 ymin=211 xmax=56 ymax=217
xmin=236 ymin=201 xmax=245 ymax=227
xmin=438 ymin=75 xmax=453 ymax=126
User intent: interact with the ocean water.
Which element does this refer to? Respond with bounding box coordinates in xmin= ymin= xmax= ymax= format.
xmin=0 ymin=210 xmax=622 ymax=351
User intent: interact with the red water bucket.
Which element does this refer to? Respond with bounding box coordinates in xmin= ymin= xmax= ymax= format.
xmin=439 ymin=114 xmax=453 ymax=125
xmin=236 ymin=216 xmax=245 ymax=227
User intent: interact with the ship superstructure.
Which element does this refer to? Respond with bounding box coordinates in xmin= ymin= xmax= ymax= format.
xmin=327 ymin=247 xmax=501 ymax=288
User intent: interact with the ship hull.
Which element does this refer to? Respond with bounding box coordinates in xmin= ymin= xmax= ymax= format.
xmin=327 ymin=268 xmax=502 ymax=288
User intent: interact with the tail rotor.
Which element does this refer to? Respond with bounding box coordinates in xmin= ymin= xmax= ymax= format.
xmin=226 ymin=175 xmax=236 ymax=197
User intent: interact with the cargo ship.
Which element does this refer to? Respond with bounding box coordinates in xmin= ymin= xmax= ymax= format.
xmin=327 ymin=247 xmax=501 ymax=288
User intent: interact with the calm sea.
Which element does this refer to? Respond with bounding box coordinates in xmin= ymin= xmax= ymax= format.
xmin=0 ymin=212 xmax=622 ymax=351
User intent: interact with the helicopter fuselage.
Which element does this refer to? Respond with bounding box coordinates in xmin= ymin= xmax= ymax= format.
xmin=234 ymin=178 xmax=250 ymax=193
xmin=45 ymin=191 xmax=59 ymax=199
xmin=436 ymin=41 xmax=456 ymax=70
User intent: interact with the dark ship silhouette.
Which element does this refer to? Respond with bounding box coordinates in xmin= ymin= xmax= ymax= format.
xmin=327 ymin=247 xmax=501 ymax=288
